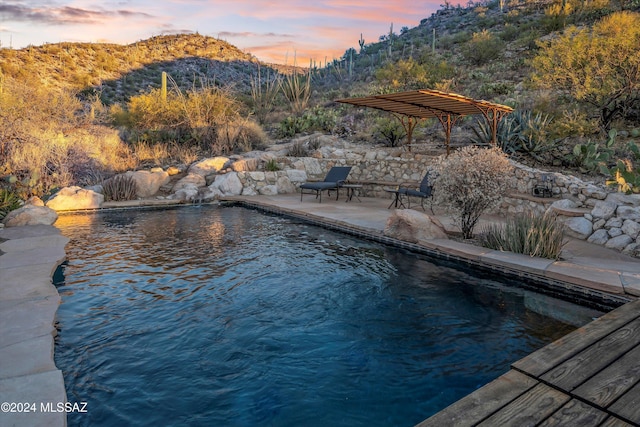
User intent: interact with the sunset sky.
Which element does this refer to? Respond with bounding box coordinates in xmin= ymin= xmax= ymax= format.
xmin=0 ymin=1 xmax=442 ymax=64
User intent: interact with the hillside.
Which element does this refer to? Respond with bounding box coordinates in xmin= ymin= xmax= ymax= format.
xmin=0 ymin=33 xmax=266 ymax=104
xmin=1 ymin=0 xmax=639 ymax=202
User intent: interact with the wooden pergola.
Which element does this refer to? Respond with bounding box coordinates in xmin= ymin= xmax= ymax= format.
xmin=336 ymin=89 xmax=513 ymax=155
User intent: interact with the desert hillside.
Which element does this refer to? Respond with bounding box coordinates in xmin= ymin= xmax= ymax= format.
xmin=0 ymin=0 xmax=639 ymax=207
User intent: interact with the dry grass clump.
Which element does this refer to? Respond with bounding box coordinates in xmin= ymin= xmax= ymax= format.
xmin=479 ymin=212 xmax=565 ymax=260
xmin=102 ymin=175 xmax=138 ymax=201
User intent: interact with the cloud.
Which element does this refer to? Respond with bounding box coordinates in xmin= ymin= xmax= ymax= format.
xmin=0 ymin=2 xmax=152 ymax=25
xmin=217 ymin=31 xmax=296 ymax=39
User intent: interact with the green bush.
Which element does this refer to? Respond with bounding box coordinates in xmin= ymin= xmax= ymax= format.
xmin=102 ymin=174 xmax=138 ymax=201
xmin=277 ymin=116 xmax=308 ymax=138
xmin=461 ymin=30 xmax=504 ymax=65
xmin=479 ymin=212 xmax=564 ymax=260
xmin=264 ymin=159 xmax=281 ymax=171
xmin=0 ymin=189 xmax=22 ymax=219
xmin=373 ymin=117 xmax=406 ymax=147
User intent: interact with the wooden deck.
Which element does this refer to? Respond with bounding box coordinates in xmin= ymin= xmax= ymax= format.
xmin=417 ymin=298 xmax=640 ymax=426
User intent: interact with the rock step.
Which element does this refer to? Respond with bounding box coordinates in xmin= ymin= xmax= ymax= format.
xmin=551 ymin=206 xmax=591 ymax=217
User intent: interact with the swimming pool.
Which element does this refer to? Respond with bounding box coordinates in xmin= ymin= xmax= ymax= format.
xmin=53 ymin=205 xmax=600 ymax=426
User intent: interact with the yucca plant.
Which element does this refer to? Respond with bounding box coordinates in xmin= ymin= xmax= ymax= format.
xmin=479 ymin=211 xmax=564 ymax=260
xmin=102 ymin=175 xmax=138 ymax=201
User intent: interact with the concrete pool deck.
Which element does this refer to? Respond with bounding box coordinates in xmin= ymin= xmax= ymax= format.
xmin=1 ymin=192 xmax=639 ymax=426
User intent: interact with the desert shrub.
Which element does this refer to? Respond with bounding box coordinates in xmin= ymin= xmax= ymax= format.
xmin=133 ymin=141 xmax=171 ymax=166
xmin=277 ymin=116 xmax=308 ymax=138
xmin=118 ymin=78 xmax=243 ymax=149
xmin=532 ymin=11 xmax=640 ymax=133
xmin=102 ymin=174 xmax=138 ymax=201
xmin=479 ymin=212 xmax=564 ymax=259
xmin=287 ymin=141 xmax=309 ymax=157
xmin=373 ymin=117 xmax=406 ymax=147
xmin=461 ymin=30 xmax=504 ymax=65
xmin=215 ymin=118 xmax=266 ymax=154
xmin=433 ymin=146 xmax=513 ymax=239
xmin=0 ymin=189 xmax=22 ymax=219
xmin=300 ymin=106 xmax=338 ymax=133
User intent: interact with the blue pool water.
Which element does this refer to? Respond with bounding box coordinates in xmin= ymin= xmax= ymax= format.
xmin=53 ymin=206 xmax=599 ymax=426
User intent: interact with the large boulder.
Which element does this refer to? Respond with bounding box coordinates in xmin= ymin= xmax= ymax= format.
xmin=617 ymin=206 xmax=640 ymax=222
xmin=208 ymin=172 xmax=243 ymax=196
xmin=3 ymin=205 xmax=58 ymax=227
xmin=171 ymin=173 xmax=206 ymax=193
xmin=605 ymin=234 xmax=633 ymax=251
xmin=275 ymin=175 xmax=296 ymax=194
xmin=383 ymin=210 xmax=448 ymax=243
xmin=562 ymin=217 xmax=593 ymax=240
xmin=622 ymin=219 xmax=640 ymax=240
xmin=591 ymin=200 xmax=617 ymax=221
xmin=231 ymin=158 xmax=259 ymax=172
xmin=189 ymin=157 xmax=231 ymax=176
xmin=45 ymin=186 xmax=104 ymax=211
xmin=124 ymin=170 xmax=171 ymax=198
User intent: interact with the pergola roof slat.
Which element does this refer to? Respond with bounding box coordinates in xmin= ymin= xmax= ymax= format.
xmin=335 ymin=89 xmax=513 ymax=154
xmin=336 ymin=89 xmax=513 ymax=119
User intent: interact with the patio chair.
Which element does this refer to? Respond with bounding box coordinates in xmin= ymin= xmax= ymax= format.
xmin=299 ymin=166 xmax=352 ymax=202
xmin=398 ymin=172 xmax=434 ymax=212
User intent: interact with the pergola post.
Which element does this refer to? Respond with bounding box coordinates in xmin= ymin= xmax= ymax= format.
xmin=434 ymin=112 xmax=461 ymax=156
xmin=480 ymin=107 xmax=510 ymax=146
xmin=393 ymin=114 xmax=420 ymax=152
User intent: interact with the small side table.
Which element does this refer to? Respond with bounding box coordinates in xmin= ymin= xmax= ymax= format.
xmin=343 ymin=184 xmax=363 ymax=202
xmin=384 ymin=188 xmax=405 ymax=209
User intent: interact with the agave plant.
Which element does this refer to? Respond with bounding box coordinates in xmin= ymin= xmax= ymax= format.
xmin=471 ymin=110 xmax=555 ymax=162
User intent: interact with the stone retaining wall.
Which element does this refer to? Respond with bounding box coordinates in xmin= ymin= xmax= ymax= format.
xmin=248 ymin=152 xmax=640 ymax=257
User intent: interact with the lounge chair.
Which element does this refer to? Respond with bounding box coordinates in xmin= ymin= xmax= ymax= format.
xmin=299 ymin=166 xmax=352 ymax=202
xmin=388 ymin=172 xmax=434 ymax=211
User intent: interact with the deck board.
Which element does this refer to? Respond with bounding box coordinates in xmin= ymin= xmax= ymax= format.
xmin=608 ymin=380 xmax=640 ymax=424
xmin=477 ymin=383 xmax=569 ymax=427
xmin=573 ymin=343 xmax=640 ymax=408
xmin=540 ymin=316 xmax=640 ymax=390
xmin=417 ymin=299 xmax=640 ymax=427
xmin=512 ymin=299 xmax=640 ymax=377
xmin=415 ymin=370 xmax=537 ymax=427
xmin=537 ymin=399 xmax=608 ymax=426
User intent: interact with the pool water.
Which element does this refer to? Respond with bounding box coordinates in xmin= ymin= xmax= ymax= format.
xmin=53 ymin=206 xmax=600 ymax=426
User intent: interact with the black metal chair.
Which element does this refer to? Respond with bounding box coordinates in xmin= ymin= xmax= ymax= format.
xmin=299 ymin=166 xmax=352 ymax=202
xmin=398 ymin=172 xmax=434 ymax=212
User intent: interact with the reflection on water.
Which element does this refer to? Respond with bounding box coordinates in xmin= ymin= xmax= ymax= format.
xmin=54 ymin=205 xmax=602 ymax=427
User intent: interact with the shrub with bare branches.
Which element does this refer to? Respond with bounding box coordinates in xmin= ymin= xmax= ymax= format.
xmin=433 ymin=146 xmax=513 ymax=239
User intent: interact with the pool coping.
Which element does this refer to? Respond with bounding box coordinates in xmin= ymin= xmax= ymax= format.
xmin=227 ymin=198 xmax=633 ymax=312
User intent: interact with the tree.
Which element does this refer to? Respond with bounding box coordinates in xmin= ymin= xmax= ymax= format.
xmin=432 ymin=146 xmax=513 ymax=239
xmin=374 ymin=57 xmax=453 ymax=92
xmin=531 ymin=11 xmax=640 ymax=133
